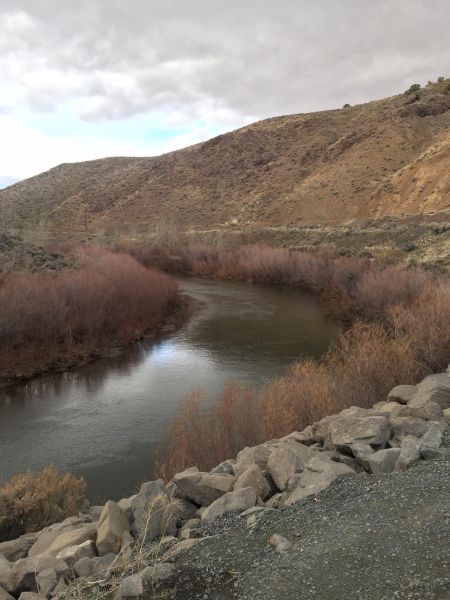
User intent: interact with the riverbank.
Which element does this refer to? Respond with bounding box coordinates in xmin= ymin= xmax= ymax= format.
xmin=0 ymin=244 xmax=183 ymax=383
xmin=1 ymin=371 xmax=449 ymax=599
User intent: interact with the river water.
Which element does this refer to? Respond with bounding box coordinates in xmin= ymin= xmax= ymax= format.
xmin=0 ymin=278 xmax=339 ymax=502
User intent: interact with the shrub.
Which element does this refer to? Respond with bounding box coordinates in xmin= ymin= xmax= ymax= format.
xmin=0 ymin=246 xmax=179 ymax=378
xmin=405 ymin=83 xmax=421 ymax=95
xmin=0 ymin=466 xmax=85 ymax=542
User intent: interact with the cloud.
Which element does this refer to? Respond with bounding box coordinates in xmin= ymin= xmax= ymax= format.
xmin=0 ymin=0 xmax=448 ymax=177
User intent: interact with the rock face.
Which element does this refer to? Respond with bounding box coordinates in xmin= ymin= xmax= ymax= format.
xmin=96 ymin=501 xmax=130 ymax=556
xmin=201 ymin=488 xmax=258 ymax=522
xmin=173 ymin=468 xmax=236 ymax=505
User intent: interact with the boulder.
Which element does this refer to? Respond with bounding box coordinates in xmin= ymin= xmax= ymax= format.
xmin=268 ymin=534 xmax=291 ymax=553
xmin=210 ymin=460 xmax=237 ymax=475
xmin=178 ymin=518 xmax=200 ymax=540
xmin=389 ymin=416 xmax=431 ymax=439
xmin=96 ymin=501 xmax=130 ymax=556
xmin=0 ymin=557 xmax=11 ymax=592
xmin=174 ymin=499 xmax=197 ymax=526
xmin=7 ymin=556 xmax=69 ymax=595
xmin=35 ymin=568 xmax=58 ymax=598
xmin=162 ymin=538 xmax=207 ymax=562
xmin=284 ymin=456 xmax=354 ymax=506
xmin=73 ymin=554 xmax=116 ymax=579
xmin=419 ymin=422 xmax=447 ymax=459
xmin=265 ymin=493 xmax=288 ymax=509
xmin=117 ymin=496 xmax=136 ymax=523
xmin=173 ymin=468 xmax=235 ymax=506
xmin=388 ymin=385 xmax=417 ymax=404
xmin=234 ymin=463 xmax=271 ymax=500
xmin=409 ymin=374 xmax=450 ymax=410
xmin=267 ymin=442 xmax=314 ymax=491
xmin=328 ymin=416 xmax=390 ymax=450
xmin=201 ymin=487 xmax=257 ymax=522
xmin=350 ymin=442 xmax=375 ymax=471
xmin=29 ymin=520 xmax=96 ymax=557
xmin=372 ymin=401 xmax=403 ymax=417
xmin=444 ymin=408 xmax=450 ymax=425
xmin=131 ymin=480 xmax=177 ymax=544
xmin=0 ymin=587 xmax=14 ymax=600
xmin=311 ymin=415 xmax=339 ymax=443
xmin=395 ymin=435 xmax=421 ymax=471
xmin=0 ymin=534 xmax=37 ymax=562
xmin=368 ymin=448 xmax=401 ymax=475
xmin=18 ymin=594 xmax=41 ymax=600
xmin=279 ymin=427 xmax=314 ymax=446
xmin=56 ymin=540 xmax=96 ymax=567
xmin=115 ymin=564 xmax=174 ymax=600
xmin=235 ymin=443 xmax=275 ymax=474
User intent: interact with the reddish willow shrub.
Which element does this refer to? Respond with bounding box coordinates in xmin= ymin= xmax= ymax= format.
xmin=154 ymin=242 xmax=450 ymax=479
xmin=0 ymin=247 xmax=179 ymax=378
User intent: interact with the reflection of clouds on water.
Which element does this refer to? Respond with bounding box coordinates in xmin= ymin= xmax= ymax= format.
xmin=0 ymin=277 xmax=339 ymax=499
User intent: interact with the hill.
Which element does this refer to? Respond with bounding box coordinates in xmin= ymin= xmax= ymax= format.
xmin=1 ymin=79 xmax=450 ymax=235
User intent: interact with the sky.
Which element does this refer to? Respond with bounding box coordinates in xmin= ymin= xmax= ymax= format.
xmin=0 ymin=0 xmax=448 ymax=180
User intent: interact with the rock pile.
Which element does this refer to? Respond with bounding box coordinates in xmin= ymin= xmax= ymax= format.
xmin=0 ymin=372 xmax=449 ymax=599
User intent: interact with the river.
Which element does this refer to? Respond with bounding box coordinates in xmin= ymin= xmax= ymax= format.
xmin=0 ymin=278 xmax=339 ymax=502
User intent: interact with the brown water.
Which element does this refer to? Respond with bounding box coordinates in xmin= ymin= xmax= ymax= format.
xmin=0 ymin=278 xmax=339 ymax=502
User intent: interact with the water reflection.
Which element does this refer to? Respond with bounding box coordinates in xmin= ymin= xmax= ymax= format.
xmin=0 ymin=278 xmax=339 ymax=501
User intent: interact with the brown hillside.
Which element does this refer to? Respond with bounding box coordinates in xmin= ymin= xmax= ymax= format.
xmin=1 ymin=79 xmax=450 ymax=234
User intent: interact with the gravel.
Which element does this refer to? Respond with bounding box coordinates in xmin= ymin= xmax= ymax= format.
xmin=160 ymin=446 xmax=450 ymax=600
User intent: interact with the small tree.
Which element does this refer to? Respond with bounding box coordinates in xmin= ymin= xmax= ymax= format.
xmin=405 ymin=83 xmax=421 ymax=95
xmin=437 ymin=76 xmax=445 ymax=83
xmin=343 ymin=103 xmax=351 ymax=109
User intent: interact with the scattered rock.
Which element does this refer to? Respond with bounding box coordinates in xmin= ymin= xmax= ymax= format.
xmin=234 ymin=463 xmax=271 ymax=500
xmin=267 ymin=442 xmax=314 ymax=491
xmin=73 ymin=554 xmax=116 ymax=579
xmin=201 ymin=487 xmax=258 ymax=522
xmin=268 ymin=533 xmax=291 ymax=553
xmin=8 ymin=556 xmax=69 ymax=595
xmin=96 ymin=501 xmax=130 ymax=556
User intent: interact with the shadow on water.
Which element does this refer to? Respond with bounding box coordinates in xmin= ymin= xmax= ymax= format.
xmin=0 ymin=278 xmax=340 ymax=501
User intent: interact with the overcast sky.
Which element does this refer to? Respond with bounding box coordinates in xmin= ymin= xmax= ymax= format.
xmin=0 ymin=0 xmax=448 ymax=179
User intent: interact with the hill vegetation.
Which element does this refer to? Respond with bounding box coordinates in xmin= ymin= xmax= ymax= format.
xmin=0 ymin=79 xmax=449 ymax=235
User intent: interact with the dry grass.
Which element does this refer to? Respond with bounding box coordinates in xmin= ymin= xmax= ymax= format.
xmin=0 ymin=465 xmax=85 ymax=542
xmin=0 ymin=245 xmax=179 ymax=378
xmin=156 ymin=246 xmax=450 ymax=479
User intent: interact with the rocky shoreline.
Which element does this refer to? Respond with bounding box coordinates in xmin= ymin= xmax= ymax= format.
xmin=1 ymin=371 xmax=449 ymax=599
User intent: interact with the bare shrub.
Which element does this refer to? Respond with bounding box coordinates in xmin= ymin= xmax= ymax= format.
xmin=0 ymin=465 xmax=85 ymax=542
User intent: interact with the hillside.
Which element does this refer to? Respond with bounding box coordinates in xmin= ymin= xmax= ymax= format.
xmin=1 ymin=80 xmax=450 ymax=234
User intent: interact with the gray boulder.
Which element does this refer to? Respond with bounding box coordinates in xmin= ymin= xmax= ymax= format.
xmin=173 ymin=468 xmax=235 ymax=506
xmin=419 ymin=422 xmax=447 ymax=459
xmin=0 ymin=587 xmax=14 ymax=600
xmin=368 ymin=448 xmax=401 ymax=475
xmin=388 ymin=385 xmax=417 ymax=404
xmin=211 ymin=460 xmax=237 ymax=475
xmin=131 ymin=480 xmax=177 ymax=544
xmin=409 ymin=373 xmax=450 ymax=410
xmin=268 ymin=534 xmax=291 ymax=553
xmin=18 ymin=593 xmax=41 ymax=600
xmin=311 ymin=415 xmax=339 ymax=443
xmin=395 ymin=435 xmax=421 ymax=471
xmin=7 ymin=556 xmax=68 ymax=595
xmin=234 ymin=443 xmax=275 ymax=474
xmin=96 ymin=501 xmax=130 ymax=556
xmin=0 ymin=557 xmax=11 ymax=592
xmin=116 ymin=564 xmax=174 ymax=599
xmin=117 ymin=496 xmax=136 ymax=523
xmin=56 ymin=539 xmax=96 ymax=567
xmin=73 ymin=554 xmax=116 ymax=578
xmin=201 ymin=487 xmax=258 ymax=522
xmin=35 ymin=568 xmax=58 ymax=598
xmin=444 ymin=408 xmax=450 ymax=425
xmin=390 ymin=416 xmax=432 ymax=439
xmin=29 ymin=520 xmax=96 ymax=558
xmin=328 ymin=415 xmax=390 ymax=450
xmin=350 ymin=442 xmax=375 ymax=471
xmin=0 ymin=534 xmax=37 ymax=562
xmin=284 ymin=456 xmax=354 ymax=506
xmin=267 ymin=442 xmax=314 ymax=491
xmin=234 ymin=463 xmax=271 ymax=500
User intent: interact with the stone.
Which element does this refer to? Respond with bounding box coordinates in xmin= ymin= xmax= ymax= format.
xmin=235 ymin=443 xmax=275 ymax=473
xmin=117 ymin=496 xmax=136 ymax=523
xmin=368 ymin=448 xmax=401 ymax=475
xmin=0 ymin=587 xmax=14 ymax=600
xmin=279 ymin=427 xmax=314 ymax=445
xmin=52 ymin=578 xmax=67 ymax=596
xmin=419 ymin=422 xmax=447 ymax=458
xmin=116 ymin=564 xmax=174 ymax=599
xmin=388 ymin=385 xmax=417 ymax=404
xmin=265 ymin=493 xmax=288 ymax=509
xmin=201 ymin=487 xmax=257 ymax=522
xmin=284 ymin=456 xmax=354 ymax=506
xmin=0 ymin=534 xmax=37 ymax=562
xmin=372 ymin=401 xmax=403 ymax=417
xmin=268 ymin=534 xmax=291 ymax=553
xmin=35 ymin=568 xmax=58 ymax=598
xmin=8 ymin=556 xmax=69 ymax=595
xmin=73 ymin=554 xmax=116 ymax=579
xmin=174 ymin=499 xmax=198 ymax=526
xmin=18 ymin=594 xmax=41 ymax=600
xmin=173 ymin=468 xmax=236 ymax=506
xmin=178 ymin=519 xmax=200 ymax=539
xmin=131 ymin=480 xmax=177 ymax=544
xmin=389 ymin=416 xmax=431 ymax=439
xmin=211 ymin=460 xmax=237 ymax=475
xmin=395 ymin=435 xmax=421 ymax=471
xmin=328 ymin=416 xmax=390 ymax=450
xmin=350 ymin=442 xmax=375 ymax=471
xmin=29 ymin=521 xmax=96 ymax=557
xmin=89 ymin=505 xmax=104 ymax=521
xmin=311 ymin=415 xmax=339 ymax=443
xmin=56 ymin=540 xmax=96 ymax=567
xmin=234 ymin=463 xmax=271 ymax=500
xmin=267 ymin=441 xmax=314 ymax=491
xmin=410 ymin=373 xmax=450 ymax=410
xmin=444 ymin=408 xmax=450 ymax=425
xmin=0 ymin=557 xmax=11 ymax=592
xmin=96 ymin=501 xmax=130 ymax=556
